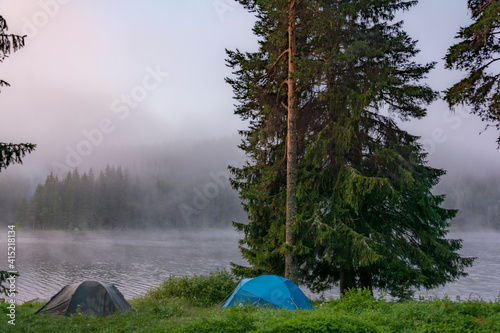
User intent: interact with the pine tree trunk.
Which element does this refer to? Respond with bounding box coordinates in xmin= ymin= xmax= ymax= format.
xmin=285 ymin=0 xmax=298 ymax=284
xmin=339 ymin=264 xmax=356 ymax=295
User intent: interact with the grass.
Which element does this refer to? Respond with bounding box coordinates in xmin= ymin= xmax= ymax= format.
xmin=1 ymin=271 xmax=500 ymax=332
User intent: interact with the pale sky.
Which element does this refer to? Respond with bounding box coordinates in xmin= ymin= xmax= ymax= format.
xmin=0 ymin=0 xmax=499 ymax=176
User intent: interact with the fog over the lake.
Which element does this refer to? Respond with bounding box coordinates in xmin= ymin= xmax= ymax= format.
xmin=0 ymin=0 xmax=499 ymax=191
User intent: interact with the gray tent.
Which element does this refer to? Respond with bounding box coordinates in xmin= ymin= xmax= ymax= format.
xmin=35 ymin=280 xmax=133 ymax=316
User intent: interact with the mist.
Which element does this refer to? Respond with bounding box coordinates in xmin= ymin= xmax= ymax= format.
xmin=0 ymin=136 xmax=249 ymax=230
xmin=0 ymin=0 xmax=499 ymax=231
xmin=0 ymin=0 xmax=257 ymax=170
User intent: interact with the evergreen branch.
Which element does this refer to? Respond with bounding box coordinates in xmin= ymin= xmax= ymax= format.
xmin=276 ymin=80 xmax=288 ymax=107
xmin=0 ymin=79 xmax=10 ymax=91
xmin=305 ymin=52 xmax=327 ymax=62
xmin=0 ymin=143 xmax=37 ymax=171
xmin=296 ymin=7 xmax=333 ymax=26
xmin=478 ymin=56 xmax=500 ymax=71
xmin=228 ymin=0 xmax=472 ymax=296
xmin=476 ymin=0 xmax=497 ymax=15
xmin=268 ymin=49 xmax=289 ymax=76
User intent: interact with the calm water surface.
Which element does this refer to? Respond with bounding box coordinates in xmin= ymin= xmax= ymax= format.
xmin=1 ymin=229 xmax=498 ymax=302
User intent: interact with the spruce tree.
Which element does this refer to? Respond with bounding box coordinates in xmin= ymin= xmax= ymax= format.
xmin=445 ymin=0 xmax=500 ymax=145
xmin=0 ymin=15 xmax=34 ymax=297
xmin=0 ymin=16 xmax=35 ymax=171
xmin=228 ymin=0 xmax=474 ymax=297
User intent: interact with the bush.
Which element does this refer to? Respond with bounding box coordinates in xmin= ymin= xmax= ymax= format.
xmin=132 ymin=297 xmax=187 ymax=320
xmin=145 ymin=269 xmax=238 ymax=307
xmin=180 ymin=306 xmax=384 ymax=333
xmin=329 ymin=288 xmax=387 ymax=313
xmin=180 ymin=307 xmax=256 ymax=333
xmin=2 ymin=293 xmax=500 ymax=332
xmin=262 ymin=312 xmax=382 ymax=333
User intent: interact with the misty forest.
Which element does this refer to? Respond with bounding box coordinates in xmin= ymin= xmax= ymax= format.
xmin=6 ymin=139 xmax=248 ymax=230
xmin=2 ymin=0 xmax=500 ymax=321
xmin=4 ymin=139 xmax=500 ymax=232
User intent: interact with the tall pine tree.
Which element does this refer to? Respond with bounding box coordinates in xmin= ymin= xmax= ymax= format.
xmin=228 ymin=0 xmax=474 ymax=297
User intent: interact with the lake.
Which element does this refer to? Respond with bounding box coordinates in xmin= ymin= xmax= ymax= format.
xmin=1 ymin=229 xmax=498 ymax=303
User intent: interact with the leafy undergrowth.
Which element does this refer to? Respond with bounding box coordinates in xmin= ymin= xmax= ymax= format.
xmin=1 ymin=273 xmax=499 ymax=332
xmin=144 ymin=269 xmax=238 ymax=307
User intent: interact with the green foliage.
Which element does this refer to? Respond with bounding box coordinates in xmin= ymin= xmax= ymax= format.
xmin=144 ymin=270 xmax=238 ymax=307
xmin=0 ymin=16 xmax=35 ymax=172
xmin=328 ymin=288 xmax=388 ymax=313
xmin=179 ymin=289 xmax=500 ymax=333
xmin=0 ymin=271 xmax=17 ymax=297
xmin=0 ymin=13 xmax=35 ymax=304
xmin=16 ymin=166 xmax=132 ymax=230
xmin=445 ymin=0 xmax=500 ymax=145
xmin=132 ymin=297 xmax=188 ymax=320
xmin=180 ymin=307 xmax=257 ymax=333
xmin=182 ymin=305 xmax=383 ymax=333
xmin=2 ymin=290 xmax=500 ymax=332
xmin=0 ymin=16 xmax=36 ymax=172
xmin=0 ymin=15 xmax=25 ymax=91
xmin=0 ymin=143 xmax=36 ymax=172
xmin=386 ymin=296 xmax=500 ymax=332
xmin=265 ymin=315 xmax=380 ymax=333
xmin=228 ymin=0 xmax=473 ymax=298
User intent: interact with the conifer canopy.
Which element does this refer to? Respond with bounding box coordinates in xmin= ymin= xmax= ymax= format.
xmin=227 ymin=0 xmax=474 ymax=297
xmin=0 ymin=15 xmax=35 ymax=172
xmin=445 ymin=0 xmax=500 ymax=145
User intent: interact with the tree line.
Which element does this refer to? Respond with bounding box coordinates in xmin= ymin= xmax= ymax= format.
xmin=14 ymin=165 xmax=246 ymax=230
xmin=4 ymin=161 xmax=499 ymax=231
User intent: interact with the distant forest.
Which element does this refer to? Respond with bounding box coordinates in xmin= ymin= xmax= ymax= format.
xmin=0 ymin=137 xmax=248 ymax=230
xmin=9 ymin=166 xmax=500 ymax=231
xmin=0 ymin=136 xmax=499 ymax=230
xmin=13 ymin=163 xmax=246 ymax=230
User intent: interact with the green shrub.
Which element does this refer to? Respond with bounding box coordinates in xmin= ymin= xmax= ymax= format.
xmin=329 ymin=288 xmax=387 ymax=313
xmin=261 ymin=312 xmax=383 ymax=333
xmin=145 ymin=269 xmax=237 ymax=307
xmin=382 ymin=296 xmax=500 ymax=332
xmin=457 ymin=298 xmax=500 ymax=318
xmin=133 ymin=297 xmax=186 ymax=319
xmin=179 ymin=307 xmax=256 ymax=333
xmin=2 ymin=294 xmax=500 ymax=332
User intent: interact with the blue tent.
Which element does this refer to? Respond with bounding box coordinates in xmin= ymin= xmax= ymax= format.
xmin=222 ymin=275 xmax=313 ymax=310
